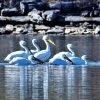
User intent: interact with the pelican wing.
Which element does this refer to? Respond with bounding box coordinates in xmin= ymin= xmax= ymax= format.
xmin=70 ymin=57 xmax=85 ymax=65
xmin=9 ymin=57 xmax=32 ymax=65
xmin=49 ymin=58 xmax=67 ymax=65
xmin=4 ymin=51 xmax=27 ymax=61
xmin=34 ymin=50 xmax=50 ymax=62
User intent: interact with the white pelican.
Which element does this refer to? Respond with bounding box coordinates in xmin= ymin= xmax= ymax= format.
xmin=9 ymin=55 xmax=44 ymax=65
xmin=49 ymin=54 xmax=73 ymax=65
xmin=53 ymin=44 xmax=78 ymax=60
xmin=31 ymin=39 xmax=43 ymax=55
xmin=68 ymin=55 xmax=96 ymax=65
xmin=4 ymin=40 xmax=32 ymax=62
xmin=34 ymin=35 xmax=56 ymax=62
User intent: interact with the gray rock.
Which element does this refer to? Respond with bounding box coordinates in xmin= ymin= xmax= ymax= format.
xmin=1 ymin=8 xmax=19 ymax=16
xmin=48 ymin=3 xmax=62 ymax=10
xmin=57 ymin=16 xmax=89 ymax=22
xmin=28 ymin=8 xmax=43 ymax=17
xmin=30 ymin=13 xmax=43 ymax=24
xmin=28 ymin=8 xmax=43 ymax=24
xmin=42 ymin=10 xmax=60 ymax=21
xmin=7 ymin=16 xmax=30 ymax=23
xmin=81 ymin=10 xmax=90 ymax=17
xmin=46 ymin=28 xmax=63 ymax=34
xmin=95 ymin=25 xmax=100 ymax=34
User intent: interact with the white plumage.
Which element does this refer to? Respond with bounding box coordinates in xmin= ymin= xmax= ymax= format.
xmin=68 ymin=55 xmax=96 ymax=65
xmin=34 ymin=35 xmax=56 ymax=62
xmin=49 ymin=54 xmax=68 ymax=65
xmin=53 ymin=44 xmax=78 ymax=59
xmin=9 ymin=55 xmax=43 ymax=65
xmin=31 ymin=39 xmax=42 ymax=55
xmin=4 ymin=40 xmax=32 ymax=62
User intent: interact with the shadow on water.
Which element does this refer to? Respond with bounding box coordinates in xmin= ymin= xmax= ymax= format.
xmin=0 ymin=64 xmax=100 ymax=100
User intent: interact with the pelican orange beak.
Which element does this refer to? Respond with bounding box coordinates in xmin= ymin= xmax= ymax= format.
xmin=33 ymin=57 xmax=44 ymax=64
xmin=86 ymin=57 xmax=97 ymax=62
xmin=46 ymin=38 xmax=56 ymax=46
xmin=23 ymin=44 xmax=33 ymax=55
xmin=36 ymin=42 xmax=43 ymax=50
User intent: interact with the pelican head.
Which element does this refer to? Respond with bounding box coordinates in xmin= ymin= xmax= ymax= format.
xmin=67 ymin=43 xmax=79 ymax=57
xmin=32 ymin=39 xmax=43 ymax=50
xmin=28 ymin=55 xmax=44 ymax=64
xmin=67 ymin=44 xmax=73 ymax=50
xmin=82 ymin=55 xmax=96 ymax=62
xmin=43 ymin=35 xmax=56 ymax=46
xmin=19 ymin=40 xmax=27 ymax=47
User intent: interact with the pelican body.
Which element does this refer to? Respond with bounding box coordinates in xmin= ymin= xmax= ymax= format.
xmin=34 ymin=35 xmax=56 ymax=62
xmin=49 ymin=54 xmax=68 ymax=65
xmin=4 ymin=40 xmax=31 ymax=62
xmin=68 ymin=55 xmax=96 ymax=65
xmin=53 ymin=44 xmax=78 ymax=60
xmin=9 ymin=55 xmax=44 ymax=65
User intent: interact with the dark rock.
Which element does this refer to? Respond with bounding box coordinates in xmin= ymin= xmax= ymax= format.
xmin=35 ymin=1 xmax=48 ymax=10
xmin=61 ymin=2 xmax=72 ymax=12
xmin=0 ymin=3 xmax=3 ymax=10
xmin=1 ymin=30 xmax=12 ymax=34
xmin=73 ymin=2 xmax=81 ymax=11
xmin=1 ymin=8 xmax=19 ymax=16
xmin=20 ymin=1 xmax=35 ymax=14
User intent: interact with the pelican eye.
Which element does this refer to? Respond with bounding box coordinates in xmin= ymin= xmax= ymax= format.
xmin=23 ymin=44 xmax=26 ymax=46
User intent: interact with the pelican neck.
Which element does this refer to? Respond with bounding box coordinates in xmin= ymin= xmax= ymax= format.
xmin=34 ymin=43 xmax=40 ymax=52
xmin=68 ymin=47 xmax=75 ymax=56
xmin=23 ymin=46 xmax=30 ymax=54
xmin=45 ymin=40 xmax=50 ymax=51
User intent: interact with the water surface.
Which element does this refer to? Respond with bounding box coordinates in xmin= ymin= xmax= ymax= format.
xmin=0 ymin=35 xmax=100 ymax=100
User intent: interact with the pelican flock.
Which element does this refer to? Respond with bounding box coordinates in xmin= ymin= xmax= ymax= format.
xmin=3 ymin=35 xmax=97 ymax=65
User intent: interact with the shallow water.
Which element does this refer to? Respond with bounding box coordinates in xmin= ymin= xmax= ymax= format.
xmin=0 ymin=64 xmax=100 ymax=100
xmin=0 ymin=35 xmax=100 ymax=100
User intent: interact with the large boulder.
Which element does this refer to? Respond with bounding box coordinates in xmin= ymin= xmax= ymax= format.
xmin=35 ymin=1 xmax=48 ymax=10
xmin=28 ymin=8 xmax=43 ymax=16
xmin=1 ymin=8 xmax=19 ymax=16
xmin=30 ymin=13 xmax=43 ymax=24
xmin=42 ymin=10 xmax=60 ymax=21
xmin=61 ymin=2 xmax=72 ymax=12
xmin=20 ymin=1 xmax=35 ymax=14
xmin=28 ymin=9 xmax=43 ymax=24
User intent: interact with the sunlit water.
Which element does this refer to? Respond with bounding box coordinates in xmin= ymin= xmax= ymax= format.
xmin=0 ymin=35 xmax=100 ymax=100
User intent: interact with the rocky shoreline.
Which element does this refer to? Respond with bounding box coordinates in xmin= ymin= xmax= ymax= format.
xmin=0 ymin=1 xmax=100 ymax=35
